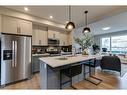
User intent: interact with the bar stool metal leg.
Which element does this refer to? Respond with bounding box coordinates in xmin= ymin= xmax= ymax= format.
xmin=84 ymin=64 xmax=102 ymax=85
xmin=60 ymin=70 xmax=62 ymax=89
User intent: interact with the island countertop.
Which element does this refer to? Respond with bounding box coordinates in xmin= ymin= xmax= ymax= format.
xmin=39 ymin=54 xmax=98 ymax=68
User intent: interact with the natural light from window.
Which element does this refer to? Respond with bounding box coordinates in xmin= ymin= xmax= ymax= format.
xmin=101 ymin=35 xmax=127 ymax=54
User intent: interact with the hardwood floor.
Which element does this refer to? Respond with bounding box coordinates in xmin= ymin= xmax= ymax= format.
xmin=1 ymin=70 xmax=127 ymax=89
xmin=2 ymin=74 xmax=40 ymax=89
xmin=73 ymin=70 xmax=127 ymax=89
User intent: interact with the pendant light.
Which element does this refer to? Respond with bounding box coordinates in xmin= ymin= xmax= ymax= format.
xmin=82 ymin=11 xmax=91 ymax=33
xmin=65 ymin=6 xmax=75 ymax=30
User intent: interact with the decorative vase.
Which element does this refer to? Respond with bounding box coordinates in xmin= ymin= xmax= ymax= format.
xmin=82 ymin=48 xmax=88 ymax=55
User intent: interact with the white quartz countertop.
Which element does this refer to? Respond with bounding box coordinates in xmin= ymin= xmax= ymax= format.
xmin=39 ymin=54 xmax=98 ymax=68
xmin=32 ymin=53 xmax=50 ymax=57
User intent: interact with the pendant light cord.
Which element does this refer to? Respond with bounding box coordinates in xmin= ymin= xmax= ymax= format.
xmin=85 ymin=12 xmax=87 ymax=27
xmin=69 ymin=6 xmax=71 ymax=22
xmin=85 ymin=11 xmax=88 ymax=27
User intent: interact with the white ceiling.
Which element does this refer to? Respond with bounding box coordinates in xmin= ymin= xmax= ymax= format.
xmin=89 ymin=11 xmax=127 ymax=35
xmin=5 ymin=6 xmax=127 ymax=28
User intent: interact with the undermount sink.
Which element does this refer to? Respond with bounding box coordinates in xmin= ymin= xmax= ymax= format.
xmin=55 ymin=57 xmax=68 ymax=60
xmin=66 ymin=55 xmax=77 ymax=57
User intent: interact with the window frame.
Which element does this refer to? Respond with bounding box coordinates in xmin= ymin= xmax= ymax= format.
xmin=100 ymin=34 xmax=127 ymax=54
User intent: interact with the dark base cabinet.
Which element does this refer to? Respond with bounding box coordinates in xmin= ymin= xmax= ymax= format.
xmin=32 ymin=56 xmax=40 ymax=73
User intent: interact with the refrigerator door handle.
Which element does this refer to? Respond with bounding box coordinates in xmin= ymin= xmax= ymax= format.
xmin=12 ymin=41 xmax=15 ymax=67
xmin=14 ymin=41 xmax=17 ymax=67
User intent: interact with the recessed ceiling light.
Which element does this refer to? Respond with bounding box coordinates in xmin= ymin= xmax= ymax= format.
xmin=102 ymin=27 xmax=111 ymax=30
xmin=24 ymin=7 xmax=28 ymax=11
xmin=50 ymin=15 xmax=53 ymax=19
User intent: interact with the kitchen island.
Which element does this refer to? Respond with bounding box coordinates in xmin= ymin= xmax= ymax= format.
xmin=39 ymin=54 xmax=97 ymax=89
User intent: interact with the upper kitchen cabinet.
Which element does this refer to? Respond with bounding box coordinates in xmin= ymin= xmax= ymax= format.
xmin=18 ymin=19 xmax=32 ymax=35
xmin=48 ymin=29 xmax=60 ymax=39
xmin=2 ymin=16 xmax=32 ymax=35
xmin=32 ymin=25 xmax=48 ymax=46
xmin=59 ymin=32 xmax=69 ymax=46
xmin=67 ymin=31 xmax=73 ymax=45
xmin=2 ymin=16 xmax=18 ymax=34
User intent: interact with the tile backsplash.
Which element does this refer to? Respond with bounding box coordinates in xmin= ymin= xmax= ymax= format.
xmin=32 ymin=45 xmax=72 ymax=54
xmin=32 ymin=46 xmax=47 ymax=54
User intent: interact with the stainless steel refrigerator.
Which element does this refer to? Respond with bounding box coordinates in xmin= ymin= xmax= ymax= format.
xmin=0 ymin=33 xmax=32 ymax=86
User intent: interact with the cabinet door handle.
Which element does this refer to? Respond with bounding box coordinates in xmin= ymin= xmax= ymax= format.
xmin=17 ymin=27 xmax=19 ymax=33
xmin=17 ymin=27 xmax=20 ymax=33
xmin=19 ymin=27 xmax=21 ymax=33
xmin=63 ymin=42 xmax=65 ymax=46
xmin=53 ymin=34 xmax=55 ymax=38
xmin=12 ymin=41 xmax=15 ymax=67
xmin=39 ymin=40 xmax=41 ymax=45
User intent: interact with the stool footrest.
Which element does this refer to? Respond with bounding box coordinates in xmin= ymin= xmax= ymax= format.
xmin=61 ymin=80 xmax=71 ymax=85
xmin=85 ymin=76 xmax=102 ymax=85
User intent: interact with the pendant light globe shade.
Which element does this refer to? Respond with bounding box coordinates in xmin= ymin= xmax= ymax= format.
xmin=65 ymin=6 xmax=75 ymax=30
xmin=65 ymin=21 xmax=75 ymax=30
xmin=82 ymin=27 xmax=90 ymax=33
xmin=82 ymin=11 xmax=91 ymax=33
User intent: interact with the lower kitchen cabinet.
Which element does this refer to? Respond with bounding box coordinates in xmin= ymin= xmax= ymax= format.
xmin=32 ymin=56 xmax=40 ymax=73
xmin=32 ymin=55 xmax=49 ymax=73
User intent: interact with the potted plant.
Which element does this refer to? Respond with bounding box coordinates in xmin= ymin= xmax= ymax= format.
xmin=74 ymin=33 xmax=94 ymax=55
xmin=92 ymin=43 xmax=100 ymax=55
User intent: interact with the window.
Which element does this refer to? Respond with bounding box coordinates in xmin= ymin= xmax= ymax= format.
xmin=101 ymin=35 xmax=127 ymax=54
xmin=101 ymin=37 xmax=110 ymax=51
xmin=111 ymin=35 xmax=127 ymax=54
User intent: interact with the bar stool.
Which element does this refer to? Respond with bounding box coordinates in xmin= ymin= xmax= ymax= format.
xmin=60 ymin=64 xmax=82 ymax=89
xmin=83 ymin=59 xmax=102 ymax=85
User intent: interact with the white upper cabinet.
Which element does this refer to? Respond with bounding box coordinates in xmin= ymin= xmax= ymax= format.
xmin=48 ymin=29 xmax=60 ymax=39
xmin=18 ymin=19 xmax=32 ymax=35
xmin=32 ymin=25 xmax=39 ymax=45
xmin=32 ymin=25 xmax=48 ymax=46
xmin=59 ymin=32 xmax=69 ymax=46
xmin=2 ymin=16 xmax=32 ymax=35
xmin=2 ymin=16 xmax=18 ymax=34
xmin=67 ymin=31 xmax=72 ymax=45
xmin=38 ymin=26 xmax=48 ymax=46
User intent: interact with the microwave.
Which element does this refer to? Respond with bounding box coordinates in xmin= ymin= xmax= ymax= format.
xmin=48 ymin=38 xmax=59 ymax=46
